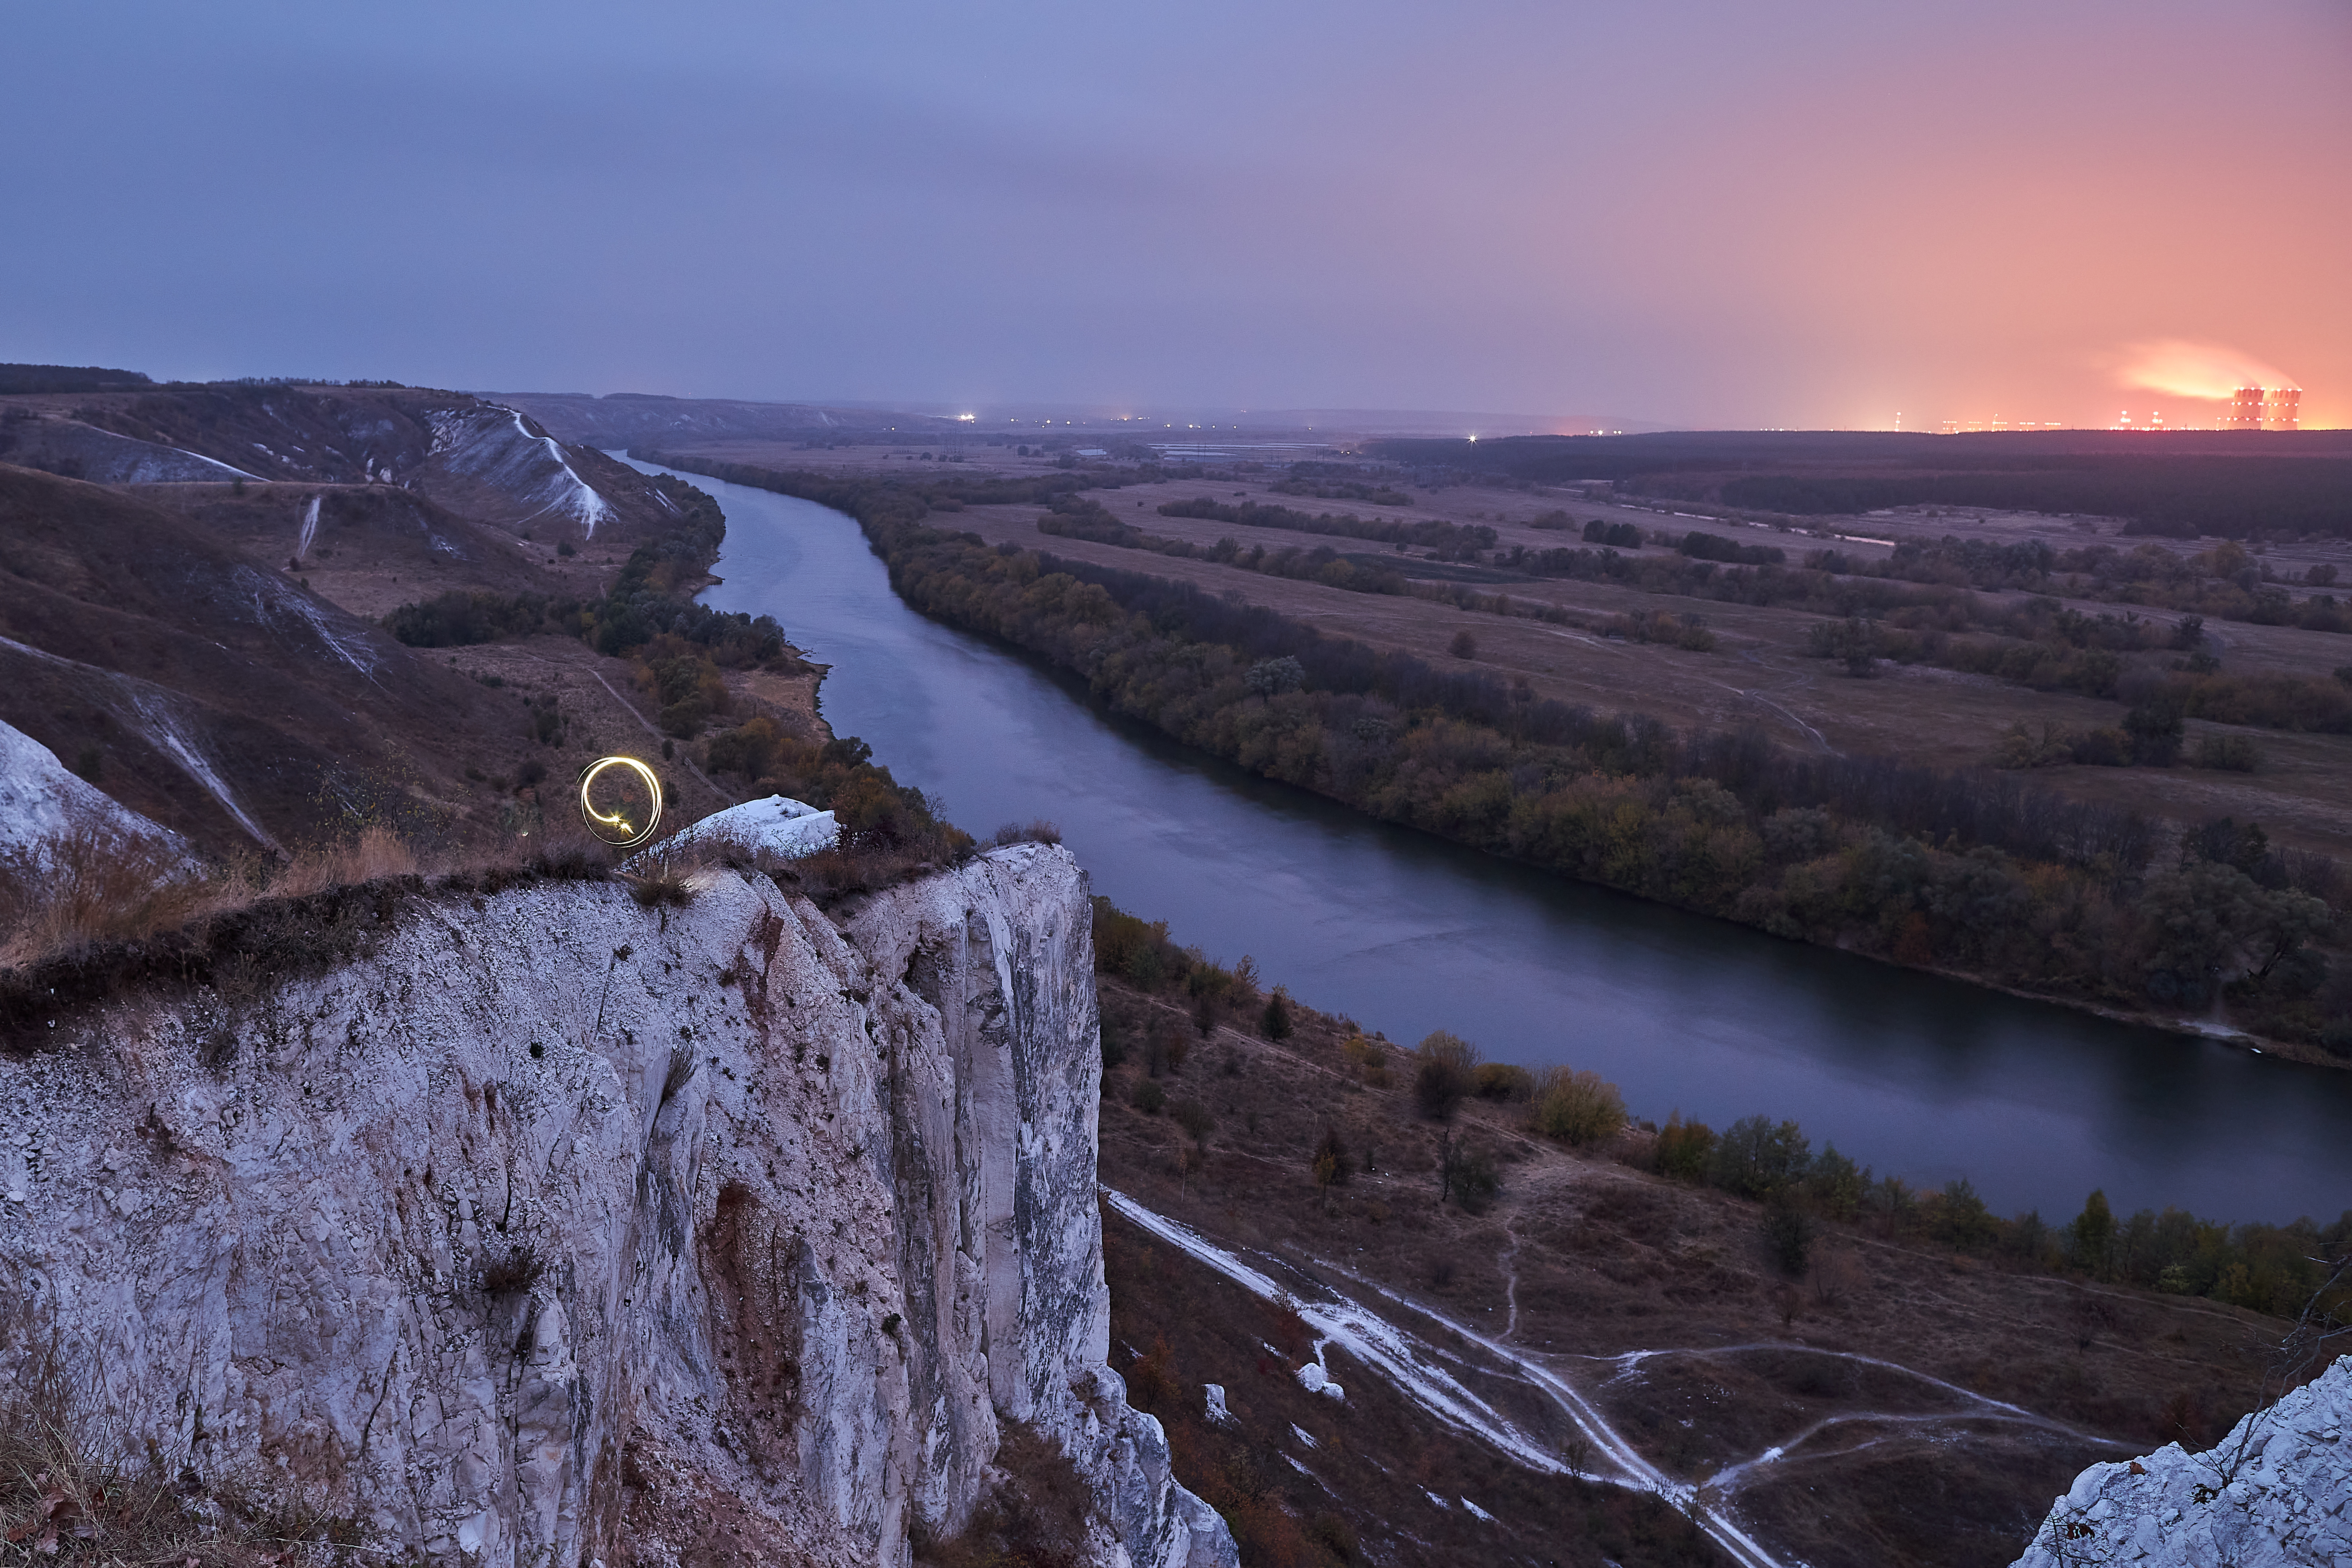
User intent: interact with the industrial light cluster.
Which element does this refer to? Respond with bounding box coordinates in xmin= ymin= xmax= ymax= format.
xmin=2222 ymin=386 xmax=2302 ymax=431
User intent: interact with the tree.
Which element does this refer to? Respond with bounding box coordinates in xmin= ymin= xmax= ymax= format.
xmin=1708 ymin=1116 xmax=1812 ymax=1198
xmin=1656 ymin=1113 xmax=1717 ymax=1181
xmin=2069 ymin=1189 xmax=2115 ymax=1277
xmin=1437 ymin=1130 xmax=1500 ymax=1212
xmin=1412 ymin=1031 xmax=1479 ymax=1120
xmin=1311 ymin=1127 xmax=1350 ymax=1189
xmin=1260 ymin=988 xmax=1293 ymax=1041
xmin=2123 ymin=696 xmax=2184 ymax=765
xmin=1764 ymin=1196 xmax=1814 ymax=1277
xmin=1243 ymin=656 xmax=1306 ymax=697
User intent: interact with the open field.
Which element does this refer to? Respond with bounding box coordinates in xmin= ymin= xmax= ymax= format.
xmin=658 ymin=440 xmax=2352 ymax=858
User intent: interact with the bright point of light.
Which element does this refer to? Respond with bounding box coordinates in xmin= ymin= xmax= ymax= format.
xmin=956 ymin=413 xmax=976 ymax=422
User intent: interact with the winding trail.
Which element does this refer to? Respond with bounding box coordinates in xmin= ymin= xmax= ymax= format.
xmin=1107 ymin=1189 xmax=1789 ymax=1568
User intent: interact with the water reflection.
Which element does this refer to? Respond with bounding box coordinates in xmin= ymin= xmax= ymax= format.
xmin=624 ymin=456 xmax=2352 ymax=1224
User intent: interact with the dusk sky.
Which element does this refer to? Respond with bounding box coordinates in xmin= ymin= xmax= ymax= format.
xmin=7 ymin=2 xmax=2346 ymax=429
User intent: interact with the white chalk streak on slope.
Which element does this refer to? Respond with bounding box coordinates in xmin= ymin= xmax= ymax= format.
xmin=296 ymin=496 xmax=320 ymax=560
xmin=167 ymin=443 xmax=264 ymax=481
xmin=1103 ymin=1191 xmax=1787 ymax=1568
xmin=428 ymin=407 xmax=615 ymax=535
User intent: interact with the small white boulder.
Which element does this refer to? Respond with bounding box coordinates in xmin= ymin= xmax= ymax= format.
xmin=656 ymin=795 xmax=839 ymax=860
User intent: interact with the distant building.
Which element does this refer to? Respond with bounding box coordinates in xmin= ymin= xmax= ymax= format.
xmin=2225 ymin=386 xmax=2301 ymax=431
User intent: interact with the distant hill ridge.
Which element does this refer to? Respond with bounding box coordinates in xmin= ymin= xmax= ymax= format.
xmin=0 ymin=363 xmax=154 ymax=395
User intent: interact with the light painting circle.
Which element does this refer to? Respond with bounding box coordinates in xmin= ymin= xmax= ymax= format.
xmin=577 ymin=755 xmax=663 ymax=849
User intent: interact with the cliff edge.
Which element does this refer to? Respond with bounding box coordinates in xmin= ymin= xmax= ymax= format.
xmin=0 ymin=845 xmax=1235 ymax=1568
xmin=2013 ymin=1355 xmax=2350 ymax=1568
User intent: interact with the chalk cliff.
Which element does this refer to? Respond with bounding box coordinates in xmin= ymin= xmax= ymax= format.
xmin=0 ymin=845 xmax=1235 ymax=1568
xmin=2012 ymin=1355 xmax=2351 ymax=1568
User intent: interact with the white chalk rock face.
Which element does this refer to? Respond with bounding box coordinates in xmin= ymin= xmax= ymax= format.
xmin=0 ymin=718 xmax=188 ymax=858
xmin=0 ymin=845 xmax=1232 ymax=1568
xmin=2012 ymin=1355 xmax=2352 ymax=1568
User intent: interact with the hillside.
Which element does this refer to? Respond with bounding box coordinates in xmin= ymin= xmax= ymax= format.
xmin=1087 ymin=963 xmax=2330 ymax=1568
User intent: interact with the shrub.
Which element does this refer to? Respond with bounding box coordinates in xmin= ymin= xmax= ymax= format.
xmin=1130 ymin=1079 xmax=1166 ymax=1115
xmin=1340 ymin=1033 xmax=1390 ymax=1086
xmin=1654 ymin=1112 xmax=1717 ymax=1181
xmin=1531 ymin=1066 xmax=1626 ymax=1146
xmin=991 ymin=819 xmax=1063 ymax=846
xmin=1449 ymin=630 xmax=1478 ymax=660
xmin=1171 ymin=1098 xmax=1214 ymax=1144
xmin=1412 ymin=1030 xmax=1480 ymax=1119
xmin=1473 ymin=1062 xmax=1535 ymax=1101
xmin=2193 ymin=732 xmax=2261 ymax=771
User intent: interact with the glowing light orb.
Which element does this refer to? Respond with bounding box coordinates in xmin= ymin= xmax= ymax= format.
xmin=577 ymin=755 xmax=663 ymax=848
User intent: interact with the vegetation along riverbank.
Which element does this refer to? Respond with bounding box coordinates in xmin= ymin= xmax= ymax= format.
xmin=632 ymin=454 xmax=2352 ymax=1064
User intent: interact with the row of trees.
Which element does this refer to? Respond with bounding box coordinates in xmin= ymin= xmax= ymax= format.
xmin=1096 ymin=899 xmax=2352 ymax=1320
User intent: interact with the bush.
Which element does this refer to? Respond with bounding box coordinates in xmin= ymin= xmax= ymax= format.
xmin=1131 ymin=1079 xmax=1166 ymax=1115
xmin=1473 ymin=1062 xmax=1535 ymax=1101
xmin=1531 ymin=1066 xmax=1626 ymax=1145
xmin=1412 ymin=1030 xmax=1480 ymax=1119
xmin=1654 ymin=1112 xmax=1716 ymax=1181
xmin=1171 ymin=1098 xmax=1214 ymax=1144
xmin=1449 ymin=630 xmax=1479 ymax=660
xmin=2193 ymin=732 xmax=2261 ymax=772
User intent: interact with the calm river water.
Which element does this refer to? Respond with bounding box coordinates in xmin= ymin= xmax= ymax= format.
xmin=624 ymin=456 xmax=2352 ymax=1223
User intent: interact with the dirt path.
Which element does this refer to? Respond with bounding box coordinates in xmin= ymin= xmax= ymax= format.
xmin=1109 ymin=1188 xmax=1792 ymax=1568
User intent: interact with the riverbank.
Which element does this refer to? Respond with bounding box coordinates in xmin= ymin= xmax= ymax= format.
xmin=637 ymin=451 xmax=2351 ymax=1072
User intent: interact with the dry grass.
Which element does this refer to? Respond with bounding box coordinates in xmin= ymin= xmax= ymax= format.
xmin=0 ymin=1307 xmax=352 ymax=1567
xmin=0 ymin=828 xmax=215 ymax=970
xmin=265 ymin=826 xmax=417 ymax=899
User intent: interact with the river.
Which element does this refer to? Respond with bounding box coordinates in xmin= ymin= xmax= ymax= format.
xmin=622 ymin=455 xmax=2352 ymax=1224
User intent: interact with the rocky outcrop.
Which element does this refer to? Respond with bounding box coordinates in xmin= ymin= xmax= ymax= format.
xmin=0 ymin=846 xmax=1234 ymax=1568
xmin=2012 ymin=1355 xmax=2351 ymax=1567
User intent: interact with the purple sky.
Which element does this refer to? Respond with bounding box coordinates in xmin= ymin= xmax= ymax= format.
xmin=7 ymin=2 xmax=2346 ymax=427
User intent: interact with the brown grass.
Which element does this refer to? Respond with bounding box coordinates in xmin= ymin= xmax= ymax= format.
xmin=0 ymin=828 xmax=215 ymax=970
xmin=0 ymin=1303 xmax=352 ymax=1567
